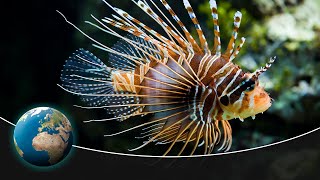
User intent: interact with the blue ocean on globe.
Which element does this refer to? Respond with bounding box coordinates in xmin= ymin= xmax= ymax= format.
xmin=13 ymin=107 xmax=73 ymax=166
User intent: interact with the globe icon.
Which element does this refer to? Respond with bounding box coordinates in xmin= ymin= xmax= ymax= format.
xmin=13 ymin=107 xmax=73 ymax=167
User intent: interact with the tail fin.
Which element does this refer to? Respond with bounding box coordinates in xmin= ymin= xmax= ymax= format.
xmin=60 ymin=49 xmax=142 ymax=121
xmin=60 ymin=48 xmax=114 ymax=107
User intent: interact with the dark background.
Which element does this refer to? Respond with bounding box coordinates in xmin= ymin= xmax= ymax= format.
xmin=1 ymin=0 xmax=320 ymax=179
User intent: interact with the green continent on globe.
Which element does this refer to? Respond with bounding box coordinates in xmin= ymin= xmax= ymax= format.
xmin=13 ymin=107 xmax=73 ymax=167
xmin=33 ymin=110 xmax=72 ymax=164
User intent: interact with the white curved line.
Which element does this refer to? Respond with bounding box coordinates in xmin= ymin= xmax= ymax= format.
xmin=72 ymin=126 xmax=320 ymax=158
xmin=0 ymin=117 xmax=16 ymax=126
xmin=2 ymin=115 xmax=318 ymax=158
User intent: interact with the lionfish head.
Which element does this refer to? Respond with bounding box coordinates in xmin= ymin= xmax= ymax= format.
xmin=219 ymin=56 xmax=276 ymax=121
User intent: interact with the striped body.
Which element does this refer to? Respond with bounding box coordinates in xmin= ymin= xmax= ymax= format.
xmin=59 ymin=0 xmax=275 ymax=155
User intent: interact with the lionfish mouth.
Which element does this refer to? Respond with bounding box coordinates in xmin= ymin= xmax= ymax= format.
xmin=58 ymin=0 xmax=274 ymax=156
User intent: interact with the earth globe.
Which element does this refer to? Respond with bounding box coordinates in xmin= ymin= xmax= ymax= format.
xmin=13 ymin=107 xmax=74 ymax=167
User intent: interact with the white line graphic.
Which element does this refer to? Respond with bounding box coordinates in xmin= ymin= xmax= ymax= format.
xmin=1 ymin=116 xmax=319 ymax=158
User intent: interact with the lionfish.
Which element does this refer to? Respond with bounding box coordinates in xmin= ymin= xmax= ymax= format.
xmin=58 ymin=0 xmax=275 ymax=156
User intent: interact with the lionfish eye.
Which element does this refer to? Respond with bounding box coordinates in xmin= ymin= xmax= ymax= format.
xmin=241 ymin=79 xmax=255 ymax=92
xmin=220 ymin=95 xmax=230 ymax=106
